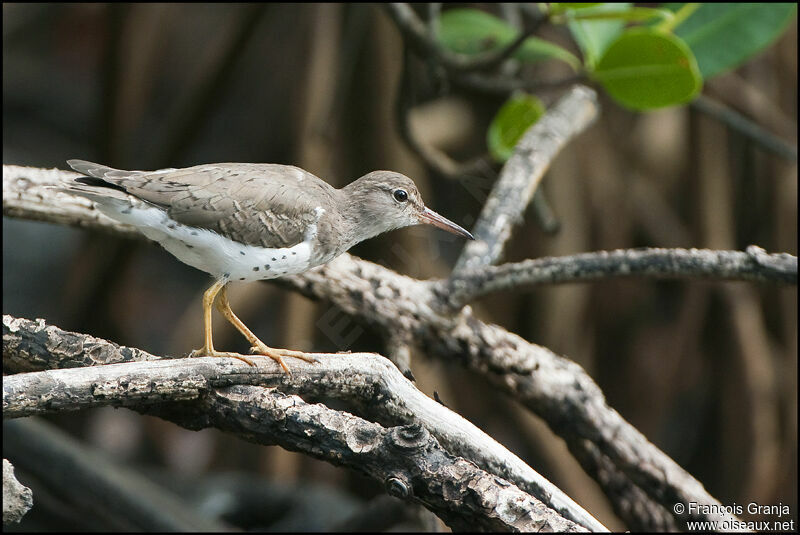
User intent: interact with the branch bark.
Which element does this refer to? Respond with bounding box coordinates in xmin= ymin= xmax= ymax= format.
xmin=440 ymin=246 xmax=797 ymax=308
xmin=3 ymin=315 xmax=604 ymax=531
xmin=187 ymin=385 xmax=588 ymax=532
xmin=453 ymin=85 xmax=599 ymax=272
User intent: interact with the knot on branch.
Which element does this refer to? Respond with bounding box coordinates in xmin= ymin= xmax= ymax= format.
xmin=345 ymin=422 xmax=382 ymax=454
xmin=389 ymin=422 xmax=430 ymax=451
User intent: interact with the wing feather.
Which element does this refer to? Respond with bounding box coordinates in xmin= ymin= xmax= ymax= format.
xmin=67 ymin=161 xmax=338 ymax=248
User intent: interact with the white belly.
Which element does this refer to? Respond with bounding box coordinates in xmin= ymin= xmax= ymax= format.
xmin=97 ymin=203 xmax=316 ymax=282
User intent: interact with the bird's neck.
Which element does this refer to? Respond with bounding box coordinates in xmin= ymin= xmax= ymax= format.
xmin=336 ymin=183 xmax=392 ymax=248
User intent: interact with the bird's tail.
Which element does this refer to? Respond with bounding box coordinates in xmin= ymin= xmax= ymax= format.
xmin=58 ymin=160 xmax=133 ymax=206
xmin=66 ymin=159 xmax=121 ymax=179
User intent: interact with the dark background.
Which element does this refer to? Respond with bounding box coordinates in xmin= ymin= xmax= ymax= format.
xmin=3 ymin=3 xmax=797 ymax=531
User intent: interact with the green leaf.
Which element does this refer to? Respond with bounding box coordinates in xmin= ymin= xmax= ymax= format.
xmin=438 ymin=8 xmax=581 ymax=70
xmin=487 ymin=93 xmax=546 ymax=162
xmin=665 ymin=3 xmax=797 ymax=79
xmin=593 ymin=28 xmax=702 ymax=110
xmin=567 ymin=3 xmax=631 ymax=68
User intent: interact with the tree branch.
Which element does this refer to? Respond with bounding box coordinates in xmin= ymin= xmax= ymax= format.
xmin=691 ymin=94 xmax=797 ymax=162
xmin=454 ymin=85 xmax=599 ymax=272
xmin=440 ymin=246 xmax=797 ymax=308
xmin=187 ymin=385 xmax=587 ymax=532
xmin=3 ymin=315 xmax=605 ymax=531
xmin=394 ymin=45 xmax=494 ymax=179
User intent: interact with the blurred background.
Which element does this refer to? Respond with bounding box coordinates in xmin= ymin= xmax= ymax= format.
xmin=3 ymin=3 xmax=797 ymax=531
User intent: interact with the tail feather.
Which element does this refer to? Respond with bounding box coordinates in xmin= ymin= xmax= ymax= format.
xmin=67 ymin=159 xmax=147 ymax=181
xmin=62 ymin=160 xmax=134 ymax=204
xmin=57 ymin=183 xmax=132 ymax=205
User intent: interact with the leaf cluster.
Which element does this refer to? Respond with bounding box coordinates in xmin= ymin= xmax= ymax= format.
xmin=437 ymin=3 xmax=796 ymax=161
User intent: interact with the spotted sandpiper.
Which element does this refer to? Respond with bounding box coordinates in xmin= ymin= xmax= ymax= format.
xmin=62 ymin=160 xmax=473 ymax=373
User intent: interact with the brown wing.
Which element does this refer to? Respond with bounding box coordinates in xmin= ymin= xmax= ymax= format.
xmin=67 ymin=160 xmax=338 ymax=248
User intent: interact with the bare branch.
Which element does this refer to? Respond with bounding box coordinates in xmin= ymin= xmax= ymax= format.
xmin=2 ymin=315 xmax=606 ymax=531
xmin=440 ymin=247 xmax=798 ymax=308
xmin=691 ymin=94 xmax=797 ymax=162
xmin=454 ymin=85 xmax=599 ymax=272
xmin=2 ymin=164 xmax=139 ymax=239
xmin=384 ymin=331 xmax=415 ymax=381
xmin=2 ymin=315 xmax=158 ymax=373
xmin=394 ymin=46 xmax=495 ymax=179
xmin=196 ymin=386 xmax=588 ymax=532
xmin=6 ymin=390 xmax=584 ymax=532
xmin=280 ymin=258 xmax=744 ymax=531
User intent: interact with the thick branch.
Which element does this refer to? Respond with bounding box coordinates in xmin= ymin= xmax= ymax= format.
xmin=454 ymin=85 xmax=599 ymax=272
xmin=440 ymin=247 xmax=797 ymax=308
xmin=184 ymin=385 xmax=586 ymax=532
xmin=281 ymin=258 xmax=744 ymax=531
xmin=3 ymin=315 xmax=605 ymax=532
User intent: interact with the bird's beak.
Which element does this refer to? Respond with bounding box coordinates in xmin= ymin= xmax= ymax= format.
xmin=418 ymin=207 xmax=474 ymax=240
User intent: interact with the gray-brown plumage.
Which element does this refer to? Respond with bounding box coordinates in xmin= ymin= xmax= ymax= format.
xmin=62 ymin=159 xmax=472 ymax=373
xmin=65 ymin=160 xmax=472 ymax=269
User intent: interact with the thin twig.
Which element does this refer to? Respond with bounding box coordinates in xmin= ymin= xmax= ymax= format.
xmin=692 ymin=94 xmax=797 ymax=162
xmin=440 ymin=247 xmax=797 ymax=308
xmin=451 ymin=72 xmax=588 ymax=95
xmin=530 ymin=188 xmax=561 ymax=234
xmin=384 ymin=3 xmax=543 ymax=73
xmin=394 ymin=47 xmax=494 ymax=179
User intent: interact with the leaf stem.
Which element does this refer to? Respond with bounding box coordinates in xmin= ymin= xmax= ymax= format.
xmin=657 ymin=3 xmax=700 ymax=33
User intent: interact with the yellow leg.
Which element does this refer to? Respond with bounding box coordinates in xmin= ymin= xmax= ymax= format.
xmin=215 ymin=285 xmax=318 ymax=375
xmin=190 ymin=280 xmax=256 ymax=366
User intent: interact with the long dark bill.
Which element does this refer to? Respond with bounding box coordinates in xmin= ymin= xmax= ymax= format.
xmin=419 ymin=208 xmax=474 ymax=240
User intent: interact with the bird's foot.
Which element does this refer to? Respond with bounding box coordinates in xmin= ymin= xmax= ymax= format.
xmin=189 ymin=347 xmax=257 ymax=367
xmin=248 ymin=343 xmax=319 ymax=375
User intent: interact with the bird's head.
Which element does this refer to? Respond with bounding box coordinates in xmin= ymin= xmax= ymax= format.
xmin=344 ymin=171 xmax=474 ymax=242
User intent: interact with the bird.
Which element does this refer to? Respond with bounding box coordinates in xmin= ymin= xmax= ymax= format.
xmin=61 ymin=160 xmax=473 ymax=374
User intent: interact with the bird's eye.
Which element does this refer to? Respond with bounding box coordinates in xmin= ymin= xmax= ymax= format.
xmin=393 ymin=189 xmax=408 ymax=203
